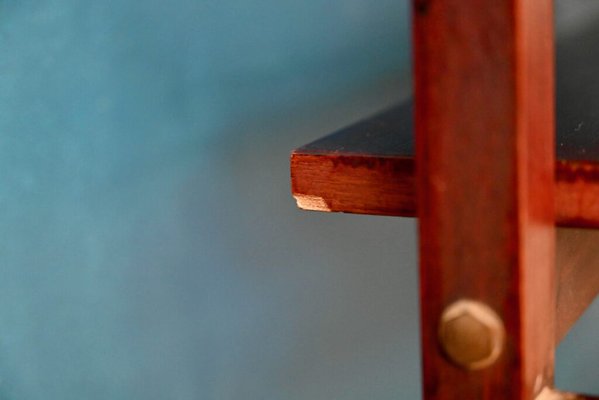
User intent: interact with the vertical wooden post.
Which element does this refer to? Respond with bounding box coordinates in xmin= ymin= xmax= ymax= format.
xmin=414 ymin=1 xmax=555 ymax=399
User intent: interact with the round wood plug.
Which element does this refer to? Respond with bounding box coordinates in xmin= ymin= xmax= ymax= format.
xmin=438 ymin=300 xmax=505 ymax=370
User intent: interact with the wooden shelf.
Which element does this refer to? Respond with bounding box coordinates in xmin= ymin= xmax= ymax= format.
xmin=291 ymin=98 xmax=599 ymax=340
xmin=291 ymin=101 xmax=599 ymax=228
xmin=290 ymin=22 xmax=599 ymax=346
xmin=291 ymin=23 xmax=599 ymax=229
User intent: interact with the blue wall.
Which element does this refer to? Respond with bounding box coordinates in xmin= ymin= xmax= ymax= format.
xmin=0 ymin=1 xmax=596 ymax=399
xmin=0 ymin=1 xmax=412 ymax=399
xmin=0 ymin=0 xmax=409 ymax=146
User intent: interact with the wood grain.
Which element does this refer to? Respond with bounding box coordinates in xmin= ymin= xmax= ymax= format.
xmin=290 ymin=3 xmax=598 ymax=398
xmin=291 ymin=153 xmax=416 ymax=217
xmin=291 ymin=22 xmax=599 ymax=228
xmin=413 ymin=1 xmax=555 ymax=399
xmin=291 ymin=105 xmax=599 ymax=227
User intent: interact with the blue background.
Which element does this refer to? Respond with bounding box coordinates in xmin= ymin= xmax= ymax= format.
xmin=0 ymin=1 xmax=596 ymax=398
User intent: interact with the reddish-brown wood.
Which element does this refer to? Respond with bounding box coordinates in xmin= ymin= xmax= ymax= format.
xmin=291 ymin=153 xmax=416 ymax=217
xmin=291 ymin=17 xmax=599 ymax=228
xmin=290 ymin=2 xmax=598 ymax=399
xmin=414 ymin=1 xmax=555 ymax=400
xmin=290 ymin=107 xmax=599 ymax=228
xmin=292 ymin=149 xmax=599 ymax=228
xmin=555 ymin=161 xmax=599 ymax=228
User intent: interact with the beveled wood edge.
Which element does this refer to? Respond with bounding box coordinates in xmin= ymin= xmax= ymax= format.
xmin=556 ymin=160 xmax=599 ymax=228
xmin=290 ymin=151 xmax=599 ymax=228
xmin=290 ymin=152 xmax=416 ymax=217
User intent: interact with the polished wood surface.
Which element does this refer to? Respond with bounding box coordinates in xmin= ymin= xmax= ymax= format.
xmin=413 ymin=1 xmax=555 ymax=399
xmin=291 ymin=22 xmax=599 ymax=228
xmin=291 ymin=104 xmax=599 ymax=227
xmin=291 ymin=103 xmax=417 ymax=217
xmin=290 ymin=2 xmax=598 ymax=398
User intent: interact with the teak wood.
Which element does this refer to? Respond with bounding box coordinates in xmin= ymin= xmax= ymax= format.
xmin=291 ymin=21 xmax=599 ymax=228
xmin=291 ymin=103 xmax=599 ymax=228
xmin=414 ymin=1 xmax=555 ymax=399
xmin=290 ymin=1 xmax=599 ymax=399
